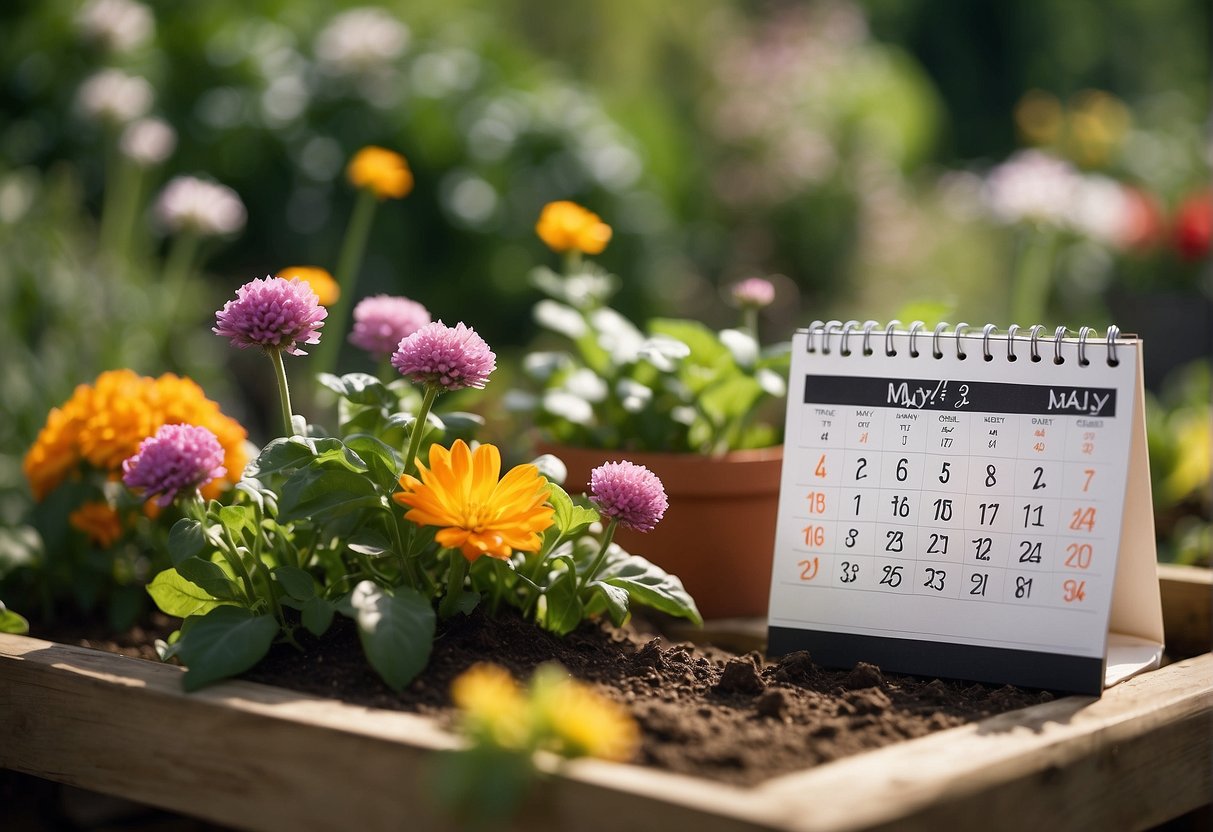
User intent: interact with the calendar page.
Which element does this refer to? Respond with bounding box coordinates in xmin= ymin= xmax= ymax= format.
xmin=767 ymin=325 xmax=1147 ymax=695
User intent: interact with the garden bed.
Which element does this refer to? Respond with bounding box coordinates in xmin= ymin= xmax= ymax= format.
xmin=1 ymin=564 xmax=1209 ymax=831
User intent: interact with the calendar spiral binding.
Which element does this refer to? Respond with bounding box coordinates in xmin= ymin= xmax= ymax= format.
xmin=803 ymin=320 xmax=1130 ymax=368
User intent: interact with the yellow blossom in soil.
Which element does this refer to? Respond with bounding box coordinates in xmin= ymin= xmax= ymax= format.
xmin=451 ymin=663 xmax=532 ymax=749
xmin=69 ymin=501 xmax=124 ymax=548
xmin=394 ymin=440 xmax=554 ymax=562
xmin=535 ymin=200 xmax=612 ymax=255
xmin=347 ymin=146 xmax=413 ymax=200
xmin=23 ymin=369 xmax=249 ymax=503
xmin=530 ymin=665 xmax=638 ymax=762
xmin=276 ymin=266 xmax=339 ymax=306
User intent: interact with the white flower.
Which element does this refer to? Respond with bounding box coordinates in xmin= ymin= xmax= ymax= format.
xmin=119 ymin=118 xmax=176 ymax=166
xmin=983 ymin=150 xmax=1077 ymax=228
xmin=315 ymin=7 xmax=409 ymax=76
xmin=534 ymin=299 xmax=588 ymax=339
xmin=75 ymin=0 xmax=154 ymax=53
xmin=154 ymin=176 xmax=246 ymax=237
xmin=543 ymin=391 xmax=594 ymax=425
xmin=76 ymin=69 xmax=153 ymax=125
xmin=564 ymin=368 xmax=608 ymax=402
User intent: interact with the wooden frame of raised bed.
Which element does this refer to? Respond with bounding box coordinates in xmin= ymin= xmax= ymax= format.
xmin=2 ymin=564 xmax=1210 ymax=832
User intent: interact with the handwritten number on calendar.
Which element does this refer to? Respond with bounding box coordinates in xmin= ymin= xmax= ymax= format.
xmin=814 ymin=454 xmax=827 ymax=479
xmin=939 ymin=461 xmax=951 ymax=484
xmin=839 ymin=561 xmax=859 ymax=583
xmin=933 ymin=499 xmax=953 ymax=522
xmin=885 ymin=530 xmax=904 ymax=552
xmin=1069 ymin=507 xmax=1097 ymax=532
xmin=844 ymin=529 xmax=858 ymax=548
xmin=971 ymin=537 xmax=992 ymax=561
xmin=1063 ymin=579 xmax=1087 ymax=603
xmin=1064 ymin=543 xmax=1093 ymax=569
xmin=978 ymin=502 xmax=1000 ymax=525
xmin=1018 ymin=541 xmax=1043 ymax=563
xmin=798 ymin=558 xmax=819 ymax=581
xmin=855 ymin=457 xmax=868 ymax=481
xmin=969 ymin=573 xmax=988 ymax=596
xmin=806 ymin=491 xmax=826 ymax=514
xmin=1021 ymin=504 xmax=1044 ymax=528
xmin=927 ymin=533 xmax=949 ymax=555
xmin=879 ymin=565 xmax=904 ymax=588
xmin=985 ymin=465 xmax=998 ymax=487
xmin=803 ymin=525 xmax=825 ymax=547
xmin=1015 ymin=576 xmax=1034 ymax=599
xmin=1083 ymin=468 xmax=1095 ymax=492
xmin=923 ymin=568 xmax=946 ymax=592
xmin=1032 ymin=467 xmax=1047 ymax=490
xmin=890 ymin=495 xmax=911 ymax=518
xmin=896 ymin=458 xmax=909 ymax=482
xmin=852 ymin=494 xmax=862 ymax=515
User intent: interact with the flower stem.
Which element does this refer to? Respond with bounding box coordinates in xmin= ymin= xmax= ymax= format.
xmin=1009 ymin=226 xmax=1057 ymax=326
xmin=439 ymin=548 xmax=469 ymax=619
xmin=268 ymin=347 xmax=296 ymax=437
xmin=402 ymin=384 xmax=440 ymax=475
xmin=314 ymin=189 xmax=379 ymax=378
xmin=578 ymin=518 xmax=618 ymax=591
xmin=162 ymin=230 xmax=201 ymax=325
xmin=563 ymin=250 xmax=582 ymax=274
xmin=742 ymin=307 xmax=759 ymax=341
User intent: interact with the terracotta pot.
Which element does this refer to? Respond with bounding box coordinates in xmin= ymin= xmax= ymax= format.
xmin=538 ymin=443 xmax=783 ymax=620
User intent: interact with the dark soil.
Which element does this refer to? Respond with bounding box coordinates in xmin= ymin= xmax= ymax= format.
xmin=34 ymin=610 xmax=1053 ymax=786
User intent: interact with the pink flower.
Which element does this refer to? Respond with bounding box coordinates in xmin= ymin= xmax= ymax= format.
xmin=349 ymin=294 xmax=432 ymax=357
xmin=122 ymin=424 xmax=226 ymax=507
xmin=214 ymin=276 xmax=328 ymax=355
xmin=391 ymin=321 xmax=496 ymax=391
xmin=589 ymin=461 xmax=668 ymax=532
xmin=730 ymin=277 xmax=775 ymax=309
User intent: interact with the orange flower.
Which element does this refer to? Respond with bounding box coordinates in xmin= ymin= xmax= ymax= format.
xmin=347 ymin=146 xmax=413 ymax=200
xmin=393 ymin=440 xmax=554 ymax=562
xmin=69 ymin=501 xmax=124 ymax=548
xmin=276 ymin=266 xmax=339 ymax=306
xmin=23 ymin=369 xmax=248 ymax=502
xmin=535 ymin=200 xmax=612 ymax=255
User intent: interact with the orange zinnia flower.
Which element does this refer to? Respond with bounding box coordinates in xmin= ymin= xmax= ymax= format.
xmin=69 ymin=501 xmax=124 ymax=548
xmin=394 ymin=440 xmax=554 ymax=562
xmin=347 ymin=146 xmax=413 ymax=200
xmin=535 ymin=200 xmax=612 ymax=255
xmin=276 ymin=266 xmax=339 ymax=306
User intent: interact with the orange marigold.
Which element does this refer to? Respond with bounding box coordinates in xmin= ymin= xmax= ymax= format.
xmin=23 ymin=369 xmax=249 ymax=502
xmin=535 ymin=200 xmax=612 ymax=255
xmin=347 ymin=146 xmax=413 ymax=200
xmin=276 ymin=266 xmax=339 ymax=306
xmin=69 ymin=501 xmax=124 ymax=548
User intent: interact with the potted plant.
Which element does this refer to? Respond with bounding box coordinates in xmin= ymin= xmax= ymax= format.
xmin=509 ymin=201 xmax=792 ymax=618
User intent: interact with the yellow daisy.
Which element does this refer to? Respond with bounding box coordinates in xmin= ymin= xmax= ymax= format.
xmin=347 ymin=146 xmax=413 ymax=200
xmin=535 ymin=200 xmax=612 ymax=255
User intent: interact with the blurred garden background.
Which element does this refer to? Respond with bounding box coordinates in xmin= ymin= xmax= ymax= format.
xmin=1 ymin=0 xmax=1209 ymax=610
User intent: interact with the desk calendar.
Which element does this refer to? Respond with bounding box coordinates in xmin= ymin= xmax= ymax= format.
xmin=767 ymin=322 xmax=1164 ymax=695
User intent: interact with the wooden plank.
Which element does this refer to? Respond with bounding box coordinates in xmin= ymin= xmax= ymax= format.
xmin=1159 ymin=563 xmax=1212 ymax=658
xmin=1 ymin=632 xmax=1210 ymax=832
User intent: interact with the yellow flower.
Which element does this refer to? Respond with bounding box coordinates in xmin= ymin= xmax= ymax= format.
xmin=394 ymin=440 xmax=554 ymax=562
xmin=347 ymin=146 xmax=413 ymax=200
xmin=276 ymin=266 xmax=339 ymax=306
xmin=69 ymin=501 xmax=124 ymax=548
xmin=451 ymin=663 xmax=532 ymax=748
xmin=535 ymin=200 xmax=612 ymax=255
xmin=23 ymin=370 xmax=248 ymax=503
xmin=530 ymin=665 xmax=638 ymax=762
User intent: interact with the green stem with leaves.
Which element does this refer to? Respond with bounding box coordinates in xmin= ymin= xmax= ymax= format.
xmin=268 ymin=347 xmax=296 ymax=437
xmin=314 ymin=189 xmax=380 ymax=378
xmin=577 ymin=518 xmax=619 ymax=592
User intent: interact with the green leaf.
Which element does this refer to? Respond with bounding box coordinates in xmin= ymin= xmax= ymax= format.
xmin=346 ymin=528 xmax=394 ymax=558
xmin=277 ymin=467 xmax=384 ymax=524
xmin=176 ymin=558 xmax=243 ymax=602
xmin=177 ymin=607 xmax=279 ymax=691
xmin=167 ymin=518 xmax=207 ymax=565
xmin=345 ymin=434 xmax=403 ymax=486
xmin=272 ymin=566 xmax=315 ymax=600
xmin=540 ymin=558 xmax=584 ymax=636
xmin=246 ymin=436 xmax=319 ymax=479
xmin=317 ymin=373 xmax=396 ymax=408
xmin=301 ymin=596 xmax=335 ymax=636
xmin=146 ymin=568 xmax=231 ymax=619
xmin=0 ymin=606 xmax=29 ymax=634
xmin=585 ymin=580 xmax=630 ymax=627
xmin=545 ymin=482 xmax=599 ymax=537
xmin=649 ymin=318 xmax=729 ymax=366
xmin=218 ymin=505 xmax=256 ymax=540
xmin=596 ymin=546 xmax=703 ymax=626
xmin=349 ymin=581 xmax=435 ymax=692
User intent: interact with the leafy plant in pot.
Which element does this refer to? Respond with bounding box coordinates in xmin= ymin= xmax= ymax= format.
xmin=510 ymin=201 xmax=791 ymax=618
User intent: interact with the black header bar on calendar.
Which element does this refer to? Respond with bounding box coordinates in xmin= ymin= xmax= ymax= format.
xmin=803 ymin=375 xmax=1118 ymax=417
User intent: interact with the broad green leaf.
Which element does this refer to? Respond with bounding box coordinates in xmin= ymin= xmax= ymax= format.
xmin=176 ymin=558 xmax=243 ymax=602
xmin=317 ymin=372 xmax=396 ymax=408
xmin=146 ymin=568 xmax=231 ymax=619
xmin=454 ymin=590 xmax=481 ymax=616
xmin=585 ymin=580 xmax=630 ymax=627
xmin=246 ymin=437 xmax=318 ymax=479
xmin=277 ymin=467 xmax=384 ymax=524
xmin=540 ymin=571 xmax=584 ymax=636
xmin=301 ymin=596 xmax=335 ymax=636
xmin=346 ymin=528 xmax=393 ymax=558
xmin=349 ymin=581 xmax=435 ymax=692
xmin=218 ymin=505 xmax=256 ymax=540
xmin=167 ymin=518 xmax=207 ymax=566
xmin=0 ymin=606 xmax=29 ymax=634
xmin=272 ymin=565 xmax=315 ymax=601
xmin=177 ymin=606 xmax=279 ymax=691
xmin=596 ymin=546 xmax=703 ymax=626
xmin=345 ymin=434 xmax=403 ymax=486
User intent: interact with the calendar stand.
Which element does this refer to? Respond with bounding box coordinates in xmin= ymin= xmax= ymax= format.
xmin=767 ymin=322 xmax=1164 ymax=695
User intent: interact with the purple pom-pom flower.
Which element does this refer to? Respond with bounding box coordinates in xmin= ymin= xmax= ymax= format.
xmin=391 ymin=320 xmax=496 ymax=391
xmin=349 ymin=294 xmax=432 ymax=357
xmin=589 ymin=461 xmax=668 ymax=533
xmin=122 ymin=424 xmax=227 ymax=507
xmin=213 ymin=276 xmax=327 ymax=355
xmin=730 ymin=277 xmax=776 ymax=309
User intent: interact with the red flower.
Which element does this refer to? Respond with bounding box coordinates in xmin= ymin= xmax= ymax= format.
xmin=1173 ymin=190 xmax=1212 ymax=261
